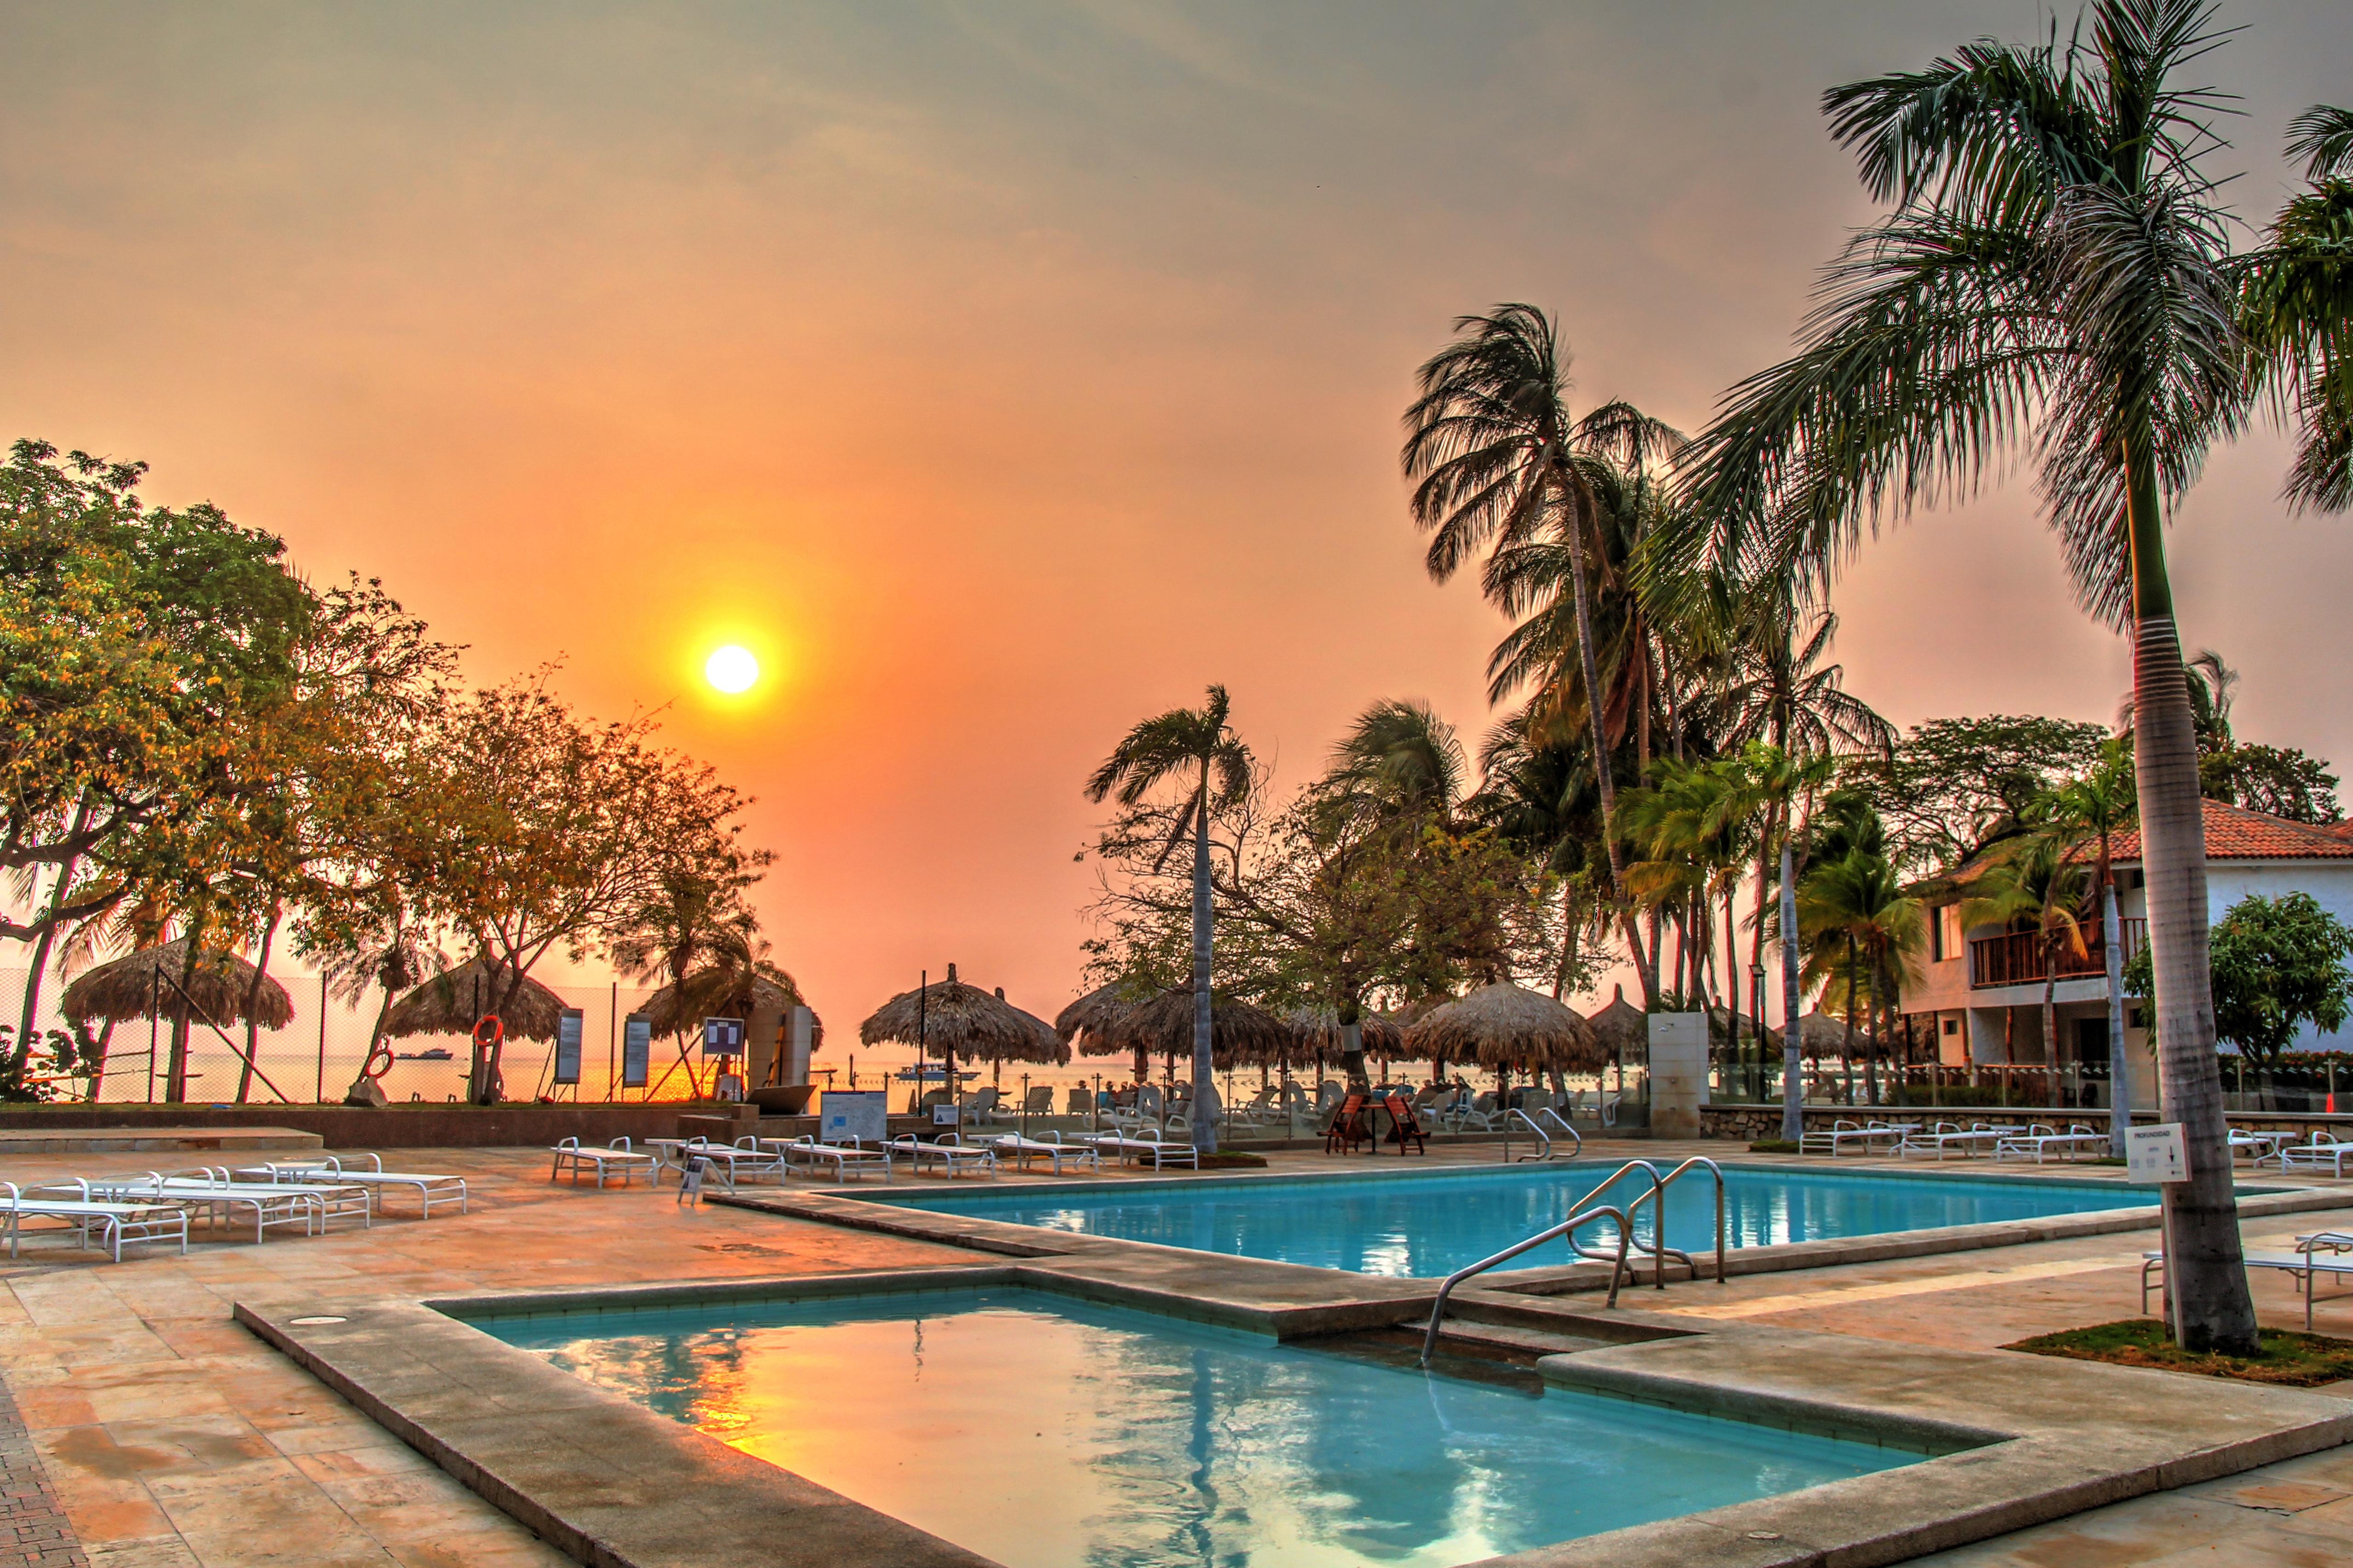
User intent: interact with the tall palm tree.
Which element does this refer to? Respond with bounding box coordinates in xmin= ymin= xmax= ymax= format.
xmin=1328 ymin=699 xmax=1467 ymax=824
xmin=1403 ymin=307 xmax=1680 ymax=1001
xmin=2240 ymin=104 xmax=2353 ymax=513
xmin=1086 ymin=685 xmax=1253 ymax=1155
xmin=2041 ymin=744 xmax=2140 ymax=1152
xmin=1798 ymin=849 xmax=1925 ymax=1107
xmin=1675 ymin=0 xmax=2256 ymax=1352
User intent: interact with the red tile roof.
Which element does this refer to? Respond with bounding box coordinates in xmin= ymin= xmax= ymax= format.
xmin=2108 ymin=797 xmax=2353 ymax=863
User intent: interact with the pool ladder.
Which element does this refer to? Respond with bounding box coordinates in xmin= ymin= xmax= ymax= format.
xmin=1419 ymin=1156 xmax=1727 ymax=1367
xmin=1506 ymin=1108 xmax=1581 ymax=1161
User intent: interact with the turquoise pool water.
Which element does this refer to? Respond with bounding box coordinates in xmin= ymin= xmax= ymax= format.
xmin=881 ymin=1162 xmax=2166 ymax=1277
xmin=484 ymin=1287 xmax=1918 ymax=1567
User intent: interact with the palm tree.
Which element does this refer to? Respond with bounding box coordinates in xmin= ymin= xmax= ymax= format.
xmin=1403 ymin=307 xmax=1681 ymax=1001
xmin=1798 ymin=849 xmax=1925 ymax=1107
xmin=1328 ymin=699 xmax=1467 ymax=824
xmin=2040 ymin=744 xmax=2140 ymax=1153
xmin=2240 ymin=104 xmax=2353 ymax=513
xmin=609 ymin=871 xmax=767 ymax=1097
xmin=1086 ymin=686 xmax=1253 ymax=1155
xmin=1469 ymin=713 xmax=1612 ymax=998
xmin=1675 ymin=0 xmax=2257 ymax=1353
xmin=1961 ymin=836 xmax=2093 ymax=1095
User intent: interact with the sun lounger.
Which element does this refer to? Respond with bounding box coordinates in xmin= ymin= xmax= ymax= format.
xmin=1079 ymin=1132 xmax=1198 ymax=1170
xmin=2143 ymin=1232 xmax=2353 ymax=1330
xmin=2282 ymin=1132 xmax=2353 ymax=1177
xmin=551 ymin=1136 xmax=661 ymax=1188
xmin=1993 ymin=1123 xmax=2107 ymax=1163
xmin=1897 ymin=1122 xmax=2006 ymax=1160
xmin=1799 ymin=1120 xmax=1918 ymax=1157
xmin=236 ymin=1154 xmax=469 ymax=1216
xmin=0 ymin=1184 xmax=190 ymax=1262
xmin=885 ymin=1135 xmax=1000 ymax=1178
xmin=657 ymin=1139 xmax=789 ymax=1193
xmin=987 ymin=1133 xmax=1102 ymax=1175
xmin=63 ymin=1173 xmax=348 ymax=1243
xmin=761 ymin=1136 xmax=894 ymax=1184
xmin=2229 ymin=1130 xmax=2290 ymax=1168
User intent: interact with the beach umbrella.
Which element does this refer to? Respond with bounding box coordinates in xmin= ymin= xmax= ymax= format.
xmin=1284 ymin=1008 xmax=1408 ymax=1058
xmin=1108 ymin=987 xmax=1294 ymax=1077
xmin=1060 ymin=982 xmax=1150 ymax=1082
xmin=62 ymin=939 xmax=294 ymax=1030
xmin=862 ymin=966 xmax=1065 ymax=1107
xmin=1708 ymin=1006 xmax=1783 ymax=1050
xmin=1406 ymin=983 xmax=1605 ymax=1081
xmin=383 ymin=955 xmax=567 ymax=1045
xmin=1583 ymin=985 xmax=1649 ymax=1067
xmin=642 ymin=968 xmax=825 ymax=1050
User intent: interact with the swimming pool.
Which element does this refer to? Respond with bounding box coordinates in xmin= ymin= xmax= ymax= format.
xmin=879 ymin=1162 xmax=2168 ymax=1277
xmin=484 ymin=1286 xmax=1919 ymax=1567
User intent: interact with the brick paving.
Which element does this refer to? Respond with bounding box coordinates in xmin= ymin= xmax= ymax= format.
xmin=0 ymin=1362 xmax=86 ymax=1568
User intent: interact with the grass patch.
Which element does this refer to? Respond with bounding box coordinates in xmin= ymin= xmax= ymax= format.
xmin=1748 ymin=1139 xmax=1802 ymax=1154
xmin=1195 ymin=1151 xmax=1268 ymax=1169
xmin=2004 ymin=1318 xmax=2353 ymax=1386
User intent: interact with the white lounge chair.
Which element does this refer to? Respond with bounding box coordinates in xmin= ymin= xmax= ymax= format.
xmin=237 ymin=1154 xmax=469 ymax=1216
xmin=885 ymin=1135 xmax=1000 ymax=1178
xmin=1800 ymin=1120 xmax=1918 ymax=1157
xmin=550 ymin=1136 xmax=661 ymax=1188
xmin=2144 ymin=1231 xmax=2353 ymax=1330
xmin=0 ymin=1184 xmax=190 ymax=1261
xmin=987 ymin=1132 xmax=1101 ymax=1175
xmin=2283 ymin=1132 xmax=2353 ymax=1177
xmin=63 ymin=1173 xmax=349 ymax=1243
xmin=1994 ymin=1123 xmax=2107 ymax=1163
xmin=761 ymin=1135 xmax=893 ymax=1184
xmin=1897 ymin=1122 xmax=2006 ymax=1161
xmin=1079 ymin=1132 xmax=1198 ymax=1170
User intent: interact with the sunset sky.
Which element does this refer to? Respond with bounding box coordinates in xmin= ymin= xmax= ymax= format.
xmin=7 ymin=1 xmax=2353 ymax=1028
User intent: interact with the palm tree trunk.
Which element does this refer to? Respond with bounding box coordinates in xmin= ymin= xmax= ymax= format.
xmin=1724 ymin=884 xmax=1741 ymax=1095
xmin=1554 ymin=468 xmax=1651 ymax=1001
xmin=84 ymin=1019 xmax=113 ymax=1102
xmin=2125 ymin=433 xmax=2254 ymax=1353
xmin=1842 ymin=937 xmax=1857 ymax=1105
xmin=2104 ymin=876 xmax=2132 ymax=1156
xmin=1779 ymin=837 xmax=1803 ymax=1142
xmin=166 ymin=934 xmax=200 ymax=1104
xmin=1190 ymin=771 xmax=1216 ymax=1155
xmin=237 ymin=908 xmax=281 ymax=1104
xmin=2041 ymin=934 xmax=2060 ymax=1102
xmin=1863 ymin=972 xmax=1881 ymax=1107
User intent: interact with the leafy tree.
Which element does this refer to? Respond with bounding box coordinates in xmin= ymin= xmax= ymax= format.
xmin=2124 ymin=893 xmax=2353 ymax=1071
xmin=1857 ymin=716 xmax=2114 ymax=875
xmin=2200 ymin=743 xmax=2342 ymax=823
xmin=1084 ymin=686 xmax=1254 ymax=1151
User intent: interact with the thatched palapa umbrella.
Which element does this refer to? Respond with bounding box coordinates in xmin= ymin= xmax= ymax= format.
xmin=1583 ymin=986 xmax=1648 ymax=1066
xmin=1060 ymin=982 xmax=1148 ymax=1083
xmin=642 ymin=970 xmax=826 ymax=1051
xmin=63 ymin=939 xmax=295 ymax=1103
xmin=1109 ymin=988 xmax=1294 ymax=1097
xmin=383 ymin=955 xmax=567 ymax=1045
xmin=1406 ymin=984 xmax=1605 ymax=1095
xmin=861 ymin=964 xmax=1063 ymax=1110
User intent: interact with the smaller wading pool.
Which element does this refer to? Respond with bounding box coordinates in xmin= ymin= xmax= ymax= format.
xmin=876 ymin=1162 xmax=2191 ymax=1277
xmin=482 ymin=1286 xmax=1925 ymax=1568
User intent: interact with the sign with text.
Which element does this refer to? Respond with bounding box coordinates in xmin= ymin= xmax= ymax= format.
xmin=702 ymin=1016 xmax=746 ymax=1058
xmin=933 ymin=1102 xmax=962 ymax=1127
xmin=553 ymin=1009 xmax=584 ymax=1086
xmin=821 ymin=1090 xmax=888 ymax=1145
xmin=622 ymin=1013 xmax=652 ymax=1089
xmin=2128 ymin=1122 xmax=2189 ymax=1183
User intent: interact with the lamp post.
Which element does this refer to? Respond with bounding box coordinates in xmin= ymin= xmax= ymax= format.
xmin=1750 ymin=962 xmax=1768 ymax=1102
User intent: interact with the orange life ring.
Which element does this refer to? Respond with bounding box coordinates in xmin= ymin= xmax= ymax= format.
xmin=473 ymin=1016 xmax=505 ymax=1049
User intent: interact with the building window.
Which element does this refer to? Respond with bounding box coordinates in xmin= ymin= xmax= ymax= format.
xmin=1942 ymin=1018 xmax=1959 ymax=1036
xmin=1935 ymin=904 xmax=1963 ymax=961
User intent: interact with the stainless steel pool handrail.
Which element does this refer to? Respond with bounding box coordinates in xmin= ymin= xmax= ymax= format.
xmin=1535 ymin=1107 xmax=1582 ymax=1157
xmin=1622 ymin=1156 xmax=1727 ymax=1288
xmin=1419 ymin=1201 xmax=1632 ymax=1366
xmin=1507 ymin=1109 xmax=1552 ymax=1161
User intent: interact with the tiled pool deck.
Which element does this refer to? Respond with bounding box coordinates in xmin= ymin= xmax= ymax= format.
xmin=2 ymin=1138 xmax=2353 ymax=1564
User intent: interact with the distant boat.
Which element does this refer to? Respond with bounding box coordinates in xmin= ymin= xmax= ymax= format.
xmin=891 ymin=1065 xmax=978 ymax=1083
xmin=396 ymin=1047 xmax=455 ymax=1061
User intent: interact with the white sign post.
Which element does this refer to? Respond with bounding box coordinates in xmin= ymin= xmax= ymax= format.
xmin=2127 ymin=1122 xmax=2188 ymax=1184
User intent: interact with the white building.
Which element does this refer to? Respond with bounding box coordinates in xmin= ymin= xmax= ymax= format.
xmin=1906 ymin=798 xmax=2353 ymax=1108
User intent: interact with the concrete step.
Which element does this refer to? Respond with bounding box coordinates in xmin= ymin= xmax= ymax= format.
xmin=1408 ymin=1318 xmax=1616 ymax=1362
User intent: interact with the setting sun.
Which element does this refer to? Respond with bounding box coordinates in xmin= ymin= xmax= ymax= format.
xmin=704 ymin=644 xmax=760 ymax=694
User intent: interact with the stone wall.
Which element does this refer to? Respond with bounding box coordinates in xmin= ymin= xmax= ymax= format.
xmin=1700 ymin=1102 xmax=2353 ymax=1144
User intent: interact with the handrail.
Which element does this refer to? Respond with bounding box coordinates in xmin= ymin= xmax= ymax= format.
xmin=1623 ymin=1156 xmax=1727 ymax=1288
xmin=1535 ymin=1107 xmax=1583 ymax=1157
xmin=1507 ymin=1108 xmax=1552 ymax=1161
xmin=1420 ymin=1201 xmax=1632 ymax=1366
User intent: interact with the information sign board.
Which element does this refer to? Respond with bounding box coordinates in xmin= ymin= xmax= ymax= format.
xmin=702 ymin=1016 xmax=745 ymax=1058
xmin=553 ymin=1009 xmax=584 ymax=1086
xmin=621 ymin=1013 xmax=652 ymax=1089
xmin=821 ymin=1090 xmax=887 ymax=1145
xmin=2128 ymin=1122 xmax=2189 ymax=1183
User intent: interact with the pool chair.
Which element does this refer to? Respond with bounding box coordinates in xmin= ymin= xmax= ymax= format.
xmin=961 ymin=1088 xmax=1011 ymax=1128
xmin=2281 ymin=1131 xmax=2353 ymax=1177
xmin=0 ymin=1184 xmax=191 ymax=1262
xmin=2144 ymin=1231 xmax=2353 ymax=1331
xmin=1021 ymin=1085 xmax=1058 ymax=1117
xmin=1897 ymin=1122 xmax=2005 ymax=1161
xmin=1446 ymin=1093 xmax=1502 ymax=1134
xmin=987 ymin=1132 xmax=1102 ymax=1175
xmin=1993 ymin=1124 xmax=2107 ymax=1163
xmin=63 ymin=1172 xmax=349 ymax=1242
xmin=884 ymin=1134 xmax=1001 ymax=1178
xmin=550 ymin=1136 xmax=662 ymax=1188
xmin=2228 ymin=1129 xmax=2290 ymax=1167
xmin=1079 ymin=1131 xmax=1199 ymax=1170
xmin=1065 ymin=1087 xmax=1093 ymax=1115
xmin=236 ymin=1154 xmax=470 ymax=1216
xmin=761 ymin=1135 xmax=893 ymax=1184
xmin=1798 ymin=1119 xmax=1917 ymax=1157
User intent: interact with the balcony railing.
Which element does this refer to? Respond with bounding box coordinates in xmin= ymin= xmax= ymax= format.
xmin=1969 ymin=918 xmax=2147 ymax=990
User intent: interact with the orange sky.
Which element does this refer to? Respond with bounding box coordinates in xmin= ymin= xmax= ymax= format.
xmin=7 ymin=2 xmax=2353 ymax=1028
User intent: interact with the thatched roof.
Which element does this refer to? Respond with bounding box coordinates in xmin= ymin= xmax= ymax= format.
xmin=1791 ymin=1010 xmax=1859 ymax=1054
xmin=1284 ymin=1008 xmax=1408 ymax=1058
xmin=1406 ymin=983 xmax=1606 ymax=1074
xmin=1708 ymin=1006 xmax=1783 ymax=1050
xmin=860 ymin=965 xmax=1065 ymax=1065
xmin=62 ymin=939 xmax=294 ymax=1030
xmin=1583 ymin=985 xmax=1649 ymax=1060
xmin=642 ymin=969 xmax=825 ymax=1049
xmin=383 ymin=956 xmax=567 ymax=1045
xmin=1059 ymin=983 xmax=1141 ymax=1057
xmin=1108 ymin=987 xmax=1296 ymax=1069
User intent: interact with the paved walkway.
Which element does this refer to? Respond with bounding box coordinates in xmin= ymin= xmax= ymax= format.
xmin=0 ymin=1140 xmax=2347 ymax=1565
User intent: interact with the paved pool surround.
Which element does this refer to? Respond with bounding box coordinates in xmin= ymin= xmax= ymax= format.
xmin=237 ymin=1251 xmax=2353 ymax=1568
